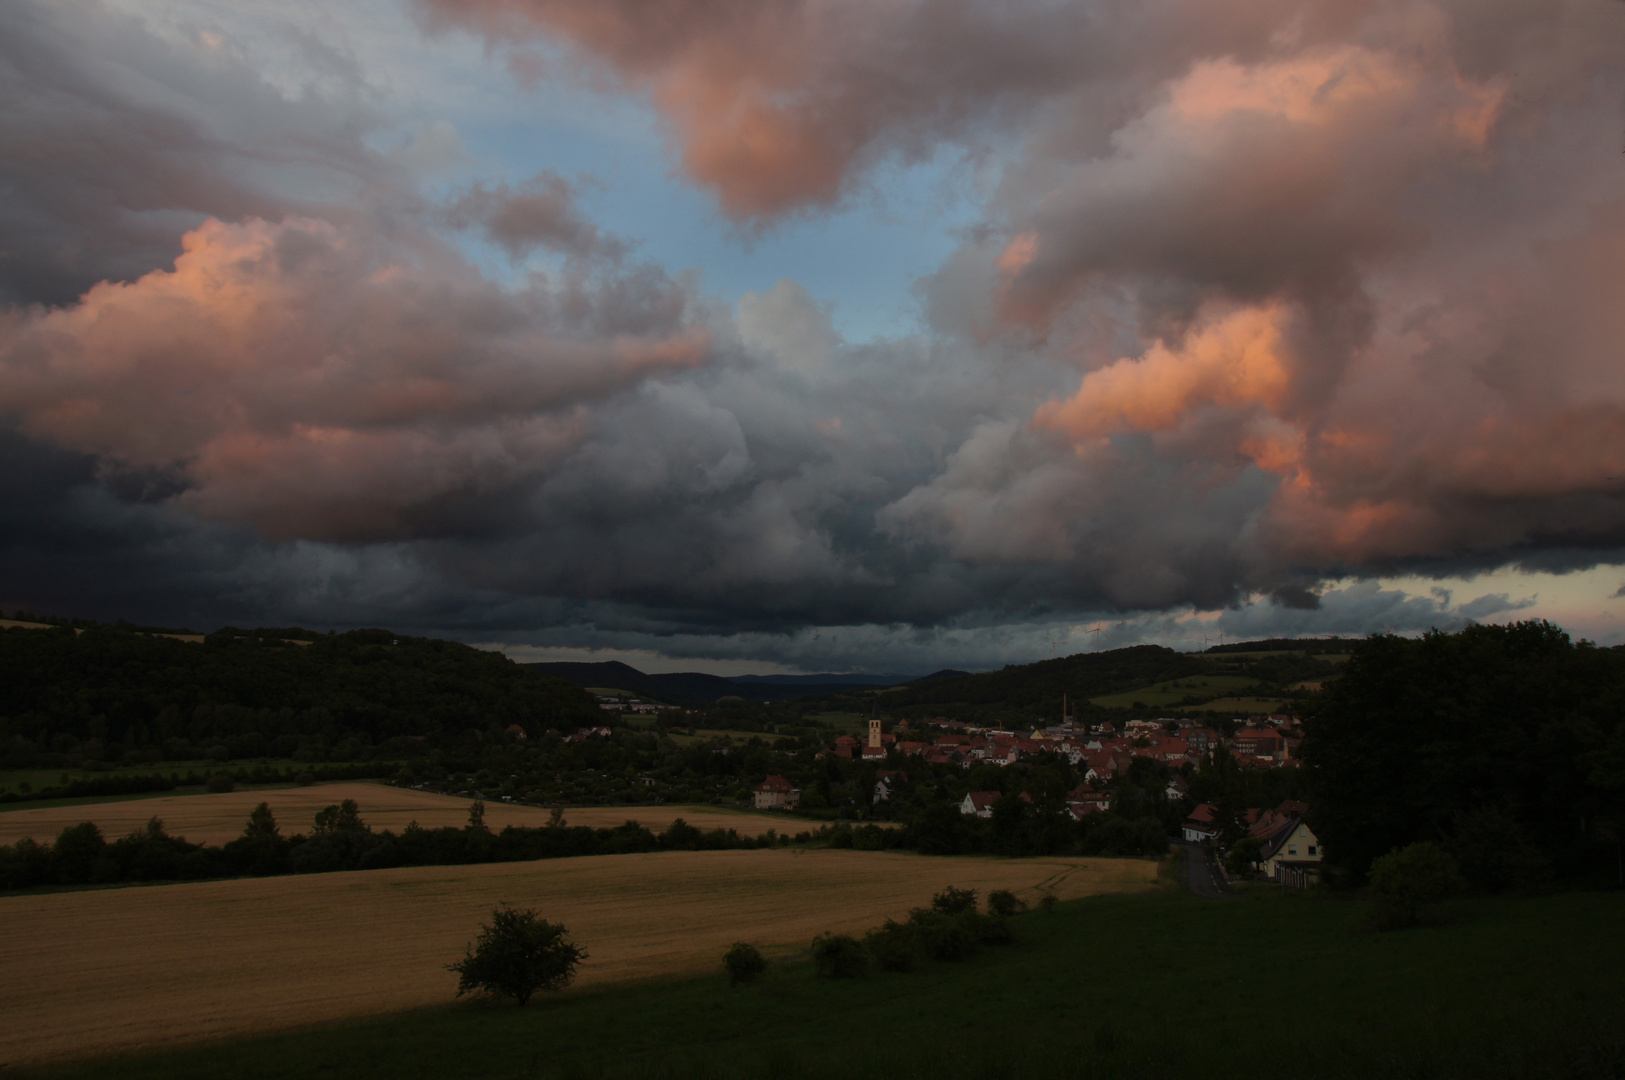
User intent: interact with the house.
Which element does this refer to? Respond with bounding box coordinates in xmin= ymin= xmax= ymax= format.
xmin=873 ymin=771 xmax=908 ymax=802
xmin=1256 ymin=811 xmax=1322 ymax=886
xmin=1165 ymin=774 xmax=1189 ymax=801
xmin=506 ymin=724 xmax=528 ymax=740
xmin=1065 ymin=785 xmax=1111 ymax=820
xmin=1182 ymin=803 xmax=1218 ymax=843
xmin=1234 ymin=727 xmax=1283 ymax=757
xmin=752 ymin=775 xmax=801 ymax=810
xmin=860 ymin=743 xmax=888 ymax=762
xmin=960 ymin=791 xmax=1001 ymax=818
xmin=833 ymin=734 xmax=859 ymax=759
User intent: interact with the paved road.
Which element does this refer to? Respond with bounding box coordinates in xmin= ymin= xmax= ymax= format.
xmin=1180 ymin=840 xmax=1232 ymax=899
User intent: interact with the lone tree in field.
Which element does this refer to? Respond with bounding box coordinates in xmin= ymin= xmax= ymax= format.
xmin=448 ymin=907 xmax=586 ymax=1006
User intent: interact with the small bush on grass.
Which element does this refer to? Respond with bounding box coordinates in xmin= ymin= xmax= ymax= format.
xmin=811 ymin=933 xmax=871 ymax=978
xmin=1368 ymin=842 xmax=1467 ymax=930
xmin=987 ymin=889 xmax=1024 ymax=917
xmin=206 ymin=773 xmax=235 ymax=794
xmin=724 ymin=942 xmax=767 ymax=987
xmin=864 ymin=919 xmax=925 ymax=972
xmin=448 ymin=907 xmax=586 ymax=1006
xmin=1038 ymin=892 xmax=1058 ymax=914
xmin=931 ymin=886 xmax=978 ymax=915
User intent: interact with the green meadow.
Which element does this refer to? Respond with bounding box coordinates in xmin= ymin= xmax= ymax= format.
xmin=25 ymin=885 xmax=1623 ymax=1080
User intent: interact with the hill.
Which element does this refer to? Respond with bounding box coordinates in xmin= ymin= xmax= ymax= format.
xmin=0 ymin=624 xmax=599 ymax=767
xmin=883 ymin=645 xmax=1211 ymax=720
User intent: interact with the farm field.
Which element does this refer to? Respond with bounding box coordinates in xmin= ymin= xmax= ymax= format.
xmin=23 ymin=888 xmax=1625 ymax=1080
xmin=1089 ymin=673 xmax=1259 ymax=709
xmin=0 ymin=848 xmax=1156 ymax=1068
xmin=0 ymin=783 xmax=818 ymax=847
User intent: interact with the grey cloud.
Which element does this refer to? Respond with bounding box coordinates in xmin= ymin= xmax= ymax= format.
xmin=444 ymin=172 xmax=625 ymax=260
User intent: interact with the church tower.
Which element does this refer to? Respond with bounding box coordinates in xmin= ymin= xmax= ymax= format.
xmin=868 ymin=718 xmax=882 ymax=749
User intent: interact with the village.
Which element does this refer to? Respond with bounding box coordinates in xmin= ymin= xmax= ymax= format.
xmin=745 ymin=710 xmax=1320 ymax=887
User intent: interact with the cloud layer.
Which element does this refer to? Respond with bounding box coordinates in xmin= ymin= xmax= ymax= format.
xmin=3 ymin=0 xmax=1625 ymax=668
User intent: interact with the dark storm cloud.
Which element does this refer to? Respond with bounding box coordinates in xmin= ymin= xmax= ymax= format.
xmin=0 ymin=0 xmax=386 ymax=307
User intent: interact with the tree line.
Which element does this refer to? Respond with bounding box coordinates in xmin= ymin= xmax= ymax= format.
xmin=0 ymin=800 xmax=791 ymax=890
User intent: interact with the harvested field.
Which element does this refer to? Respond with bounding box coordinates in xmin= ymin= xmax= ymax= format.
xmin=0 ymin=782 xmax=807 ymax=847
xmin=0 ymin=849 xmax=1156 ymax=1067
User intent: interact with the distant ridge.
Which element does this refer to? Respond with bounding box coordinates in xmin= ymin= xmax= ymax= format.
xmin=524 ymin=661 xmax=739 ymax=703
xmin=729 ymin=672 xmax=924 ymax=687
xmin=912 ymin=669 xmax=974 ymax=683
xmin=523 ymin=661 xmax=910 ymax=703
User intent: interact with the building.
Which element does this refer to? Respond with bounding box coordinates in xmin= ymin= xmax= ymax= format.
xmin=1183 ymin=803 xmax=1219 ymax=843
xmin=752 ymin=775 xmax=801 ymax=810
xmin=960 ymin=791 xmax=1001 ymax=818
xmin=1255 ymin=806 xmax=1322 ymax=886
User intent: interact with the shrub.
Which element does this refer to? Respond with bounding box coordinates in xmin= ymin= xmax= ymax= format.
xmin=723 ymin=942 xmax=767 ymax=986
xmin=1038 ymin=892 xmax=1058 ymax=914
xmin=1369 ymin=842 xmax=1467 ymax=930
xmin=931 ymin=886 xmax=977 ymax=915
xmin=906 ymin=909 xmax=979 ymax=962
xmin=295 ymin=771 xmax=316 ymax=787
xmin=959 ymin=911 xmax=1014 ymax=946
xmin=811 ymin=933 xmax=870 ymax=978
xmin=864 ymin=918 xmax=925 ymax=972
xmin=448 ymin=907 xmax=587 ymax=1005
xmin=987 ymin=889 xmax=1024 ymax=917
xmin=206 ymin=773 xmax=235 ymax=794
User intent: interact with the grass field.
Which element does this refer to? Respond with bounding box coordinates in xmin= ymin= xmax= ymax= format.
xmin=0 ymin=783 xmax=828 ymax=847
xmin=1089 ymin=674 xmax=1259 ymax=709
xmin=0 ymin=849 xmax=1155 ymax=1068
xmin=18 ymin=885 xmax=1624 ymax=1080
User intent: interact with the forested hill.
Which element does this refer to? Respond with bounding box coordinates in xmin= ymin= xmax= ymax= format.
xmin=885 ymin=645 xmax=1209 ymax=718
xmin=0 ymin=625 xmax=599 ymax=759
xmin=523 ymin=660 xmax=740 ymax=703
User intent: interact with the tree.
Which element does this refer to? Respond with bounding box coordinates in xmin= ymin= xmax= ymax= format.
xmin=313 ymin=799 xmax=365 ymax=834
xmin=449 ymin=907 xmax=586 ymax=1006
xmin=1368 ymin=842 xmax=1466 ymax=930
xmin=723 ymin=942 xmax=767 ymax=986
xmin=467 ymin=799 xmax=486 ymax=830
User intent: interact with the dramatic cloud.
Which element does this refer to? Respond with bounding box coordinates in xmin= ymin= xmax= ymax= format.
xmin=0 ymin=215 xmax=707 ymax=541
xmin=5 ymin=0 xmax=1625 ymax=670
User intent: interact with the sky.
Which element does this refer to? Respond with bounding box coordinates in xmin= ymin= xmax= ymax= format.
xmin=3 ymin=0 xmax=1625 ymax=676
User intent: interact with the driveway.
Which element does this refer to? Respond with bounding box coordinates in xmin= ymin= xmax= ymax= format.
xmin=1180 ymin=840 xmax=1232 ymax=899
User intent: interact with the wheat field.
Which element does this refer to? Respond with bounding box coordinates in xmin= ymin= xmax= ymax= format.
xmin=0 ymin=849 xmax=1156 ymax=1067
xmin=0 ymin=783 xmax=811 ymax=847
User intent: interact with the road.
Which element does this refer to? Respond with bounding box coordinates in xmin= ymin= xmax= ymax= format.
xmin=1180 ymin=840 xmax=1232 ymax=899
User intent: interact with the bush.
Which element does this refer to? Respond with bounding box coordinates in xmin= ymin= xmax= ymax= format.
xmin=864 ymin=918 xmax=925 ymax=972
xmin=723 ymin=942 xmax=766 ymax=986
xmin=448 ymin=907 xmax=587 ymax=1005
xmin=906 ymin=909 xmax=979 ymax=961
xmin=931 ymin=886 xmax=977 ymax=915
xmin=959 ymin=911 xmax=1014 ymax=946
xmin=1369 ymin=842 xmax=1467 ymax=930
xmin=206 ymin=773 xmax=235 ymax=794
xmin=987 ymin=889 xmax=1024 ymax=917
xmin=1038 ymin=893 xmax=1058 ymax=914
xmin=811 ymin=933 xmax=870 ymax=978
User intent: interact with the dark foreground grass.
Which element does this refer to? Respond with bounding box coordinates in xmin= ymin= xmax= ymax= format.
xmin=24 ymin=888 xmax=1625 ymax=1080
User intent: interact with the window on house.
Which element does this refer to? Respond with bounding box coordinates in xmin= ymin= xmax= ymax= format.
xmin=1308 ymin=845 xmax=1317 ymax=856
xmin=1287 ymin=846 xmax=1297 ymax=855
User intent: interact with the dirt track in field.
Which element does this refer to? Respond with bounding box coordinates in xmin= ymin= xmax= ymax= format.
xmin=0 ymin=783 xmax=811 ymax=846
xmin=0 ymin=849 xmax=1157 ymax=1067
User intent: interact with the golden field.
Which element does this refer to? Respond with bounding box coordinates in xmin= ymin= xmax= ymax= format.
xmin=0 ymin=782 xmax=809 ymax=847
xmin=0 ymin=849 xmax=1157 ymax=1067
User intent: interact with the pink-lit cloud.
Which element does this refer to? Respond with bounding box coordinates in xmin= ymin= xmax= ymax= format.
xmin=0 ymin=216 xmax=707 ymax=541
